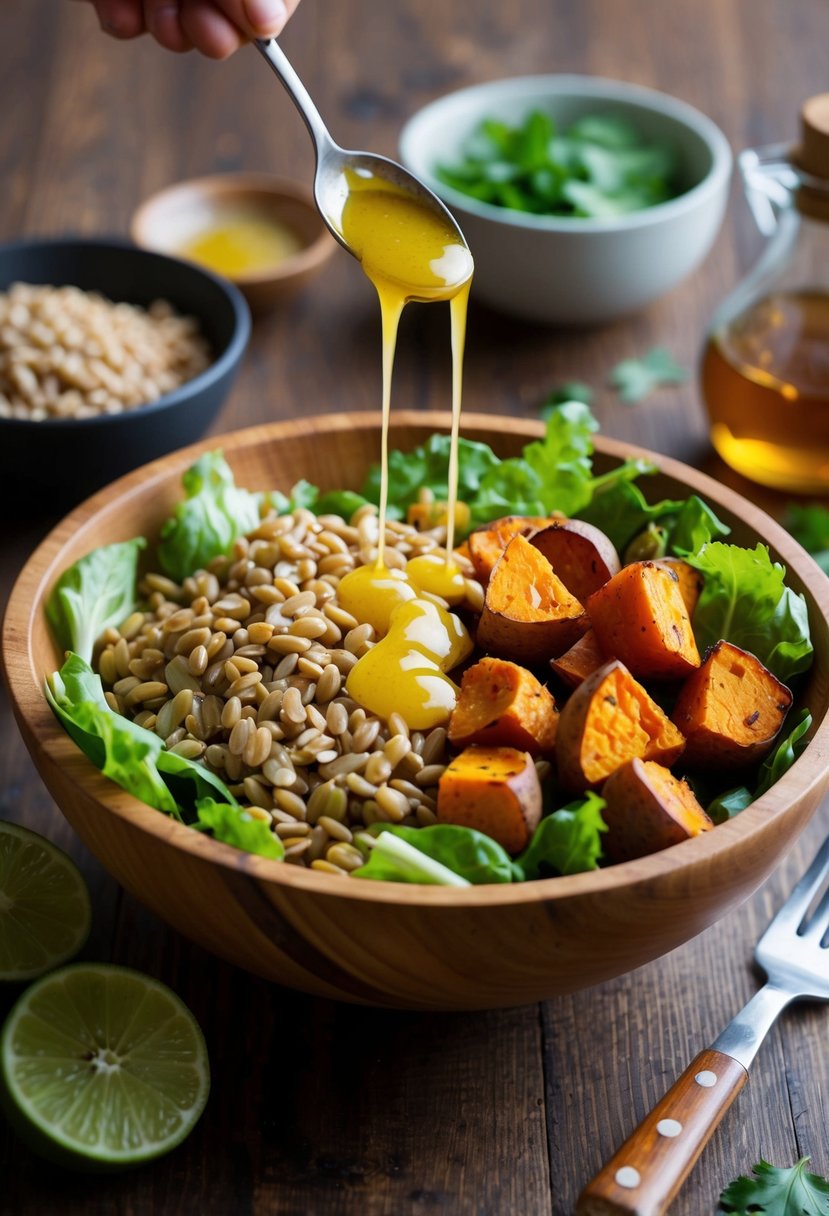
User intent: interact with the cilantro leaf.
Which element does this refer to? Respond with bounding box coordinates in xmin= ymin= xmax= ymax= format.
xmin=540 ymin=381 xmax=595 ymax=420
xmin=436 ymin=109 xmax=678 ymax=218
xmin=718 ymin=1157 xmax=829 ymax=1215
xmin=686 ymin=542 xmax=813 ymax=681
xmin=610 ymin=347 xmax=688 ymax=404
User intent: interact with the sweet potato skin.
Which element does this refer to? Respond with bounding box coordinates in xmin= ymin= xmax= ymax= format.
xmin=476 ymin=534 xmax=589 ymax=665
xmin=468 ymin=515 xmax=552 ymax=583
xmin=529 ymin=519 xmax=620 ymax=604
xmin=550 ymin=628 xmax=607 ymax=689
xmin=448 ymin=657 xmax=558 ymax=755
xmin=556 ymin=659 xmax=686 ymax=793
xmin=671 ymin=640 xmax=793 ymax=769
xmin=601 ymin=757 xmax=714 ymax=862
xmin=437 ymin=746 xmax=542 ymax=855
xmin=587 ymin=560 xmax=701 ymax=680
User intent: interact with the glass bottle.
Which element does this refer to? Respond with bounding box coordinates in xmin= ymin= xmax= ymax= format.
xmin=701 ymin=94 xmax=829 ymax=492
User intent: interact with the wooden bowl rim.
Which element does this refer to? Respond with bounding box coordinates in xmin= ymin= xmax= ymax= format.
xmin=130 ymin=173 xmax=337 ymax=286
xmin=6 ymin=409 xmax=829 ymax=908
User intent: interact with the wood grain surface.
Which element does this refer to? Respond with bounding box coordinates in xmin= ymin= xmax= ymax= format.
xmin=2 ymin=0 xmax=828 ymax=1212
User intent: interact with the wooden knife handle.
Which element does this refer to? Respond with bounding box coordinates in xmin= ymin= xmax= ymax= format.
xmin=576 ymin=1049 xmax=748 ymax=1216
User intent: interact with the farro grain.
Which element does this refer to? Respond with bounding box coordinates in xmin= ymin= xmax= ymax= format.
xmin=416 ymin=764 xmax=446 ymax=788
xmin=388 ymin=712 xmax=409 ymax=740
xmin=274 ymin=789 xmax=308 ymax=818
xmin=375 ymin=785 xmax=411 ymax=821
xmin=318 ymin=816 xmax=353 ymax=843
xmin=310 ymin=859 xmax=347 ymax=876
xmin=325 ymin=842 xmax=363 ymax=871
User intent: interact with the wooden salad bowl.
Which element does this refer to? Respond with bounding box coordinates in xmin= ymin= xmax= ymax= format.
xmin=5 ymin=412 xmax=829 ymax=1011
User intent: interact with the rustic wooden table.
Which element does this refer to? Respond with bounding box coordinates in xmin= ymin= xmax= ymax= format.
xmin=2 ymin=1 xmax=828 ymax=1212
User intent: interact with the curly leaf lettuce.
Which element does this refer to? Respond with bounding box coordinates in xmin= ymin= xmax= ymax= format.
xmin=46 ymin=653 xmax=238 ymax=820
xmin=195 ymin=798 xmax=285 ymax=860
xmin=45 ymin=538 xmax=145 ymax=664
xmin=156 ymin=451 xmax=265 ymax=581
xmin=687 ymin=542 xmax=813 ymax=682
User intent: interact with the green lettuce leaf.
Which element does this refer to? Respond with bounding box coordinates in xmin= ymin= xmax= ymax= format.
xmin=666 ymin=495 xmax=731 ymax=556
xmin=513 ymin=794 xmax=607 ymax=881
xmin=784 ymin=502 xmax=829 ymax=575
xmin=45 ymin=653 xmax=238 ymax=820
xmin=687 ymin=542 xmax=813 ymax=681
xmin=157 ymin=451 xmax=265 ymax=581
xmin=577 ymin=479 xmax=683 ymax=555
xmin=45 ymin=538 xmax=145 ymax=664
xmin=195 ymin=798 xmax=284 ymax=860
xmin=718 ymin=1157 xmax=829 ymax=1215
xmin=363 ymin=823 xmax=513 ymax=885
xmin=353 ymin=829 xmax=472 ymax=886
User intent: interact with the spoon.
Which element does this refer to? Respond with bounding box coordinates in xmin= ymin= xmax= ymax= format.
xmin=254 ymin=38 xmax=470 ymax=264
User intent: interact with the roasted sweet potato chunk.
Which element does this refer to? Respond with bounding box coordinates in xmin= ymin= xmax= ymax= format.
xmin=476 ymin=534 xmax=589 ymax=665
xmin=529 ymin=519 xmax=620 ymax=604
xmin=448 ymin=656 xmax=558 ymax=755
xmin=654 ymin=557 xmax=704 ymax=617
xmin=587 ymin=560 xmax=701 ymax=680
xmin=601 ymin=758 xmax=714 ymax=862
xmin=550 ymin=628 xmax=607 ymax=690
xmin=437 ymin=746 xmax=542 ymax=855
xmin=556 ymin=659 xmax=686 ymax=792
xmin=671 ymin=640 xmax=793 ymax=769
xmin=468 ymin=515 xmax=552 ymax=583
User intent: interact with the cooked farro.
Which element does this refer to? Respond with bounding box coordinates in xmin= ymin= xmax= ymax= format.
xmin=93 ymin=504 xmax=479 ymax=871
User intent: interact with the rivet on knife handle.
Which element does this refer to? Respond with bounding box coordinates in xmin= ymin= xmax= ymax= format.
xmin=575 ymin=1049 xmax=748 ymax=1216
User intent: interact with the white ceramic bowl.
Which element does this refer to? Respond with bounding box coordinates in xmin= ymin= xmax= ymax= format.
xmin=399 ymin=75 xmax=733 ymax=325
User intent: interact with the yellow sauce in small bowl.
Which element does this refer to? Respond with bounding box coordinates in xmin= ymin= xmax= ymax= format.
xmin=180 ymin=212 xmax=305 ymax=279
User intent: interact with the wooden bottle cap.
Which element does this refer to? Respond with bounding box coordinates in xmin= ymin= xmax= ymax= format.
xmin=794 ymin=93 xmax=829 ymax=180
xmin=793 ymin=94 xmax=829 ymax=219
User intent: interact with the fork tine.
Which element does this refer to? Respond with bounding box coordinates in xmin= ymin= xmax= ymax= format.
xmin=800 ymin=883 xmax=829 ymax=942
xmin=763 ymin=835 xmax=829 ymax=938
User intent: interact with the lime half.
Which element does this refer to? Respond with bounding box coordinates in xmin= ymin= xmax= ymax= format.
xmin=1 ymin=964 xmax=210 ymax=1169
xmin=0 ymin=821 xmax=92 ymax=981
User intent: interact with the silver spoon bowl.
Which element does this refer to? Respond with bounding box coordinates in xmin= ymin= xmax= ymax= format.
xmin=255 ymin=39 xmax=470 ymax=264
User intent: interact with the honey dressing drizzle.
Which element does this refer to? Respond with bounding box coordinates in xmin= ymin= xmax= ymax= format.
xmin=332 ymin=169 xmax=475 ymax=727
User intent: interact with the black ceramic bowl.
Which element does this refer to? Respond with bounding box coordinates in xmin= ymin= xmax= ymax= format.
xmin=0 ymin=237 xmax=251 ymax=511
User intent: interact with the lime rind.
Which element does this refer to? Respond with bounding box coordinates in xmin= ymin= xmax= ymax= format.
xmin=0 ymin=821 xmax=92 ymax=982
xmin=1 ymin=963 xmax=210 ymax=1169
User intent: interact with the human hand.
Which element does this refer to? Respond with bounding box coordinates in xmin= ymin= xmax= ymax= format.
xmin=79 ymin=0 xmax=301 ymax=59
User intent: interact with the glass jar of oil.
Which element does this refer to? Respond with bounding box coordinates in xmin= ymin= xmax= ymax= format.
xmin=702 ymin=94 xmax=829 ymax=491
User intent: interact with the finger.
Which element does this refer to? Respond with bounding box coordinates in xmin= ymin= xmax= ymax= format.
xmin=90 ymin=0 xmax=146 ymax=39
xmin=210 ymin=0 xmax=289 ymax=40
xmin=179 ymin=0 xmax=243 ymax=59
xmin=142 ymin=0 xmax=193 ymax=51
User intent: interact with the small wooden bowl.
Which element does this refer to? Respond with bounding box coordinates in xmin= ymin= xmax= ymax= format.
xmin=131 ymin=174 xmax=337 ymax=314
xmin=5 ymin=413 xmax=829 ymax=1010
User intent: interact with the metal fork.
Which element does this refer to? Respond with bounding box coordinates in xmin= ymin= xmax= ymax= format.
xmin=577 ymin=835 xmax=829 ymax=1216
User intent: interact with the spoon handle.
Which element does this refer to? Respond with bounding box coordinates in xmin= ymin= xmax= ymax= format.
xmin=255 ymin=38 xmax=336 ymax=160
xmin=576 ymin=1049 xmax=748 ymax=1215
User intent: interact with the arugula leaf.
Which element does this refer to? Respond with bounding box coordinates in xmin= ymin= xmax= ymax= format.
xmin=363 ymin=824 xmax=513 ymax=885
xmin=195 ymin=798 xmax=284 ymax=860
xmin=157 ymin=451 xmax=264 ymax=581
xmin=45 ymin=538 xmax=145 ymax=664
xmin=687 ymin=543 xmax=813 ymax=681
xmin=45 ymin=653 xmax=238 ymax=821
xmin=353 ymin=829 xmax=471 ymax=886
xmin=610 ymin=348 xmax=688 ymax=404
xmin=784 ymin=503 xmax=829 ymax=575
xmin=707 ymin=710 xmax=813 ymax=824
xmin=513 ymin=794 xmax=607 ymax=881
xmin=718 ymin=1157 xmax=829 ymax=1215
xmin=361 ymin=433 xmax=501 ymax=523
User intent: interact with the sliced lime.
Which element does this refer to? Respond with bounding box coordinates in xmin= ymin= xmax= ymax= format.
xmin=1 ymin=963 xmax=210 ymax=1169
xmin=0 ymin=821 xmax=92 ymax=981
